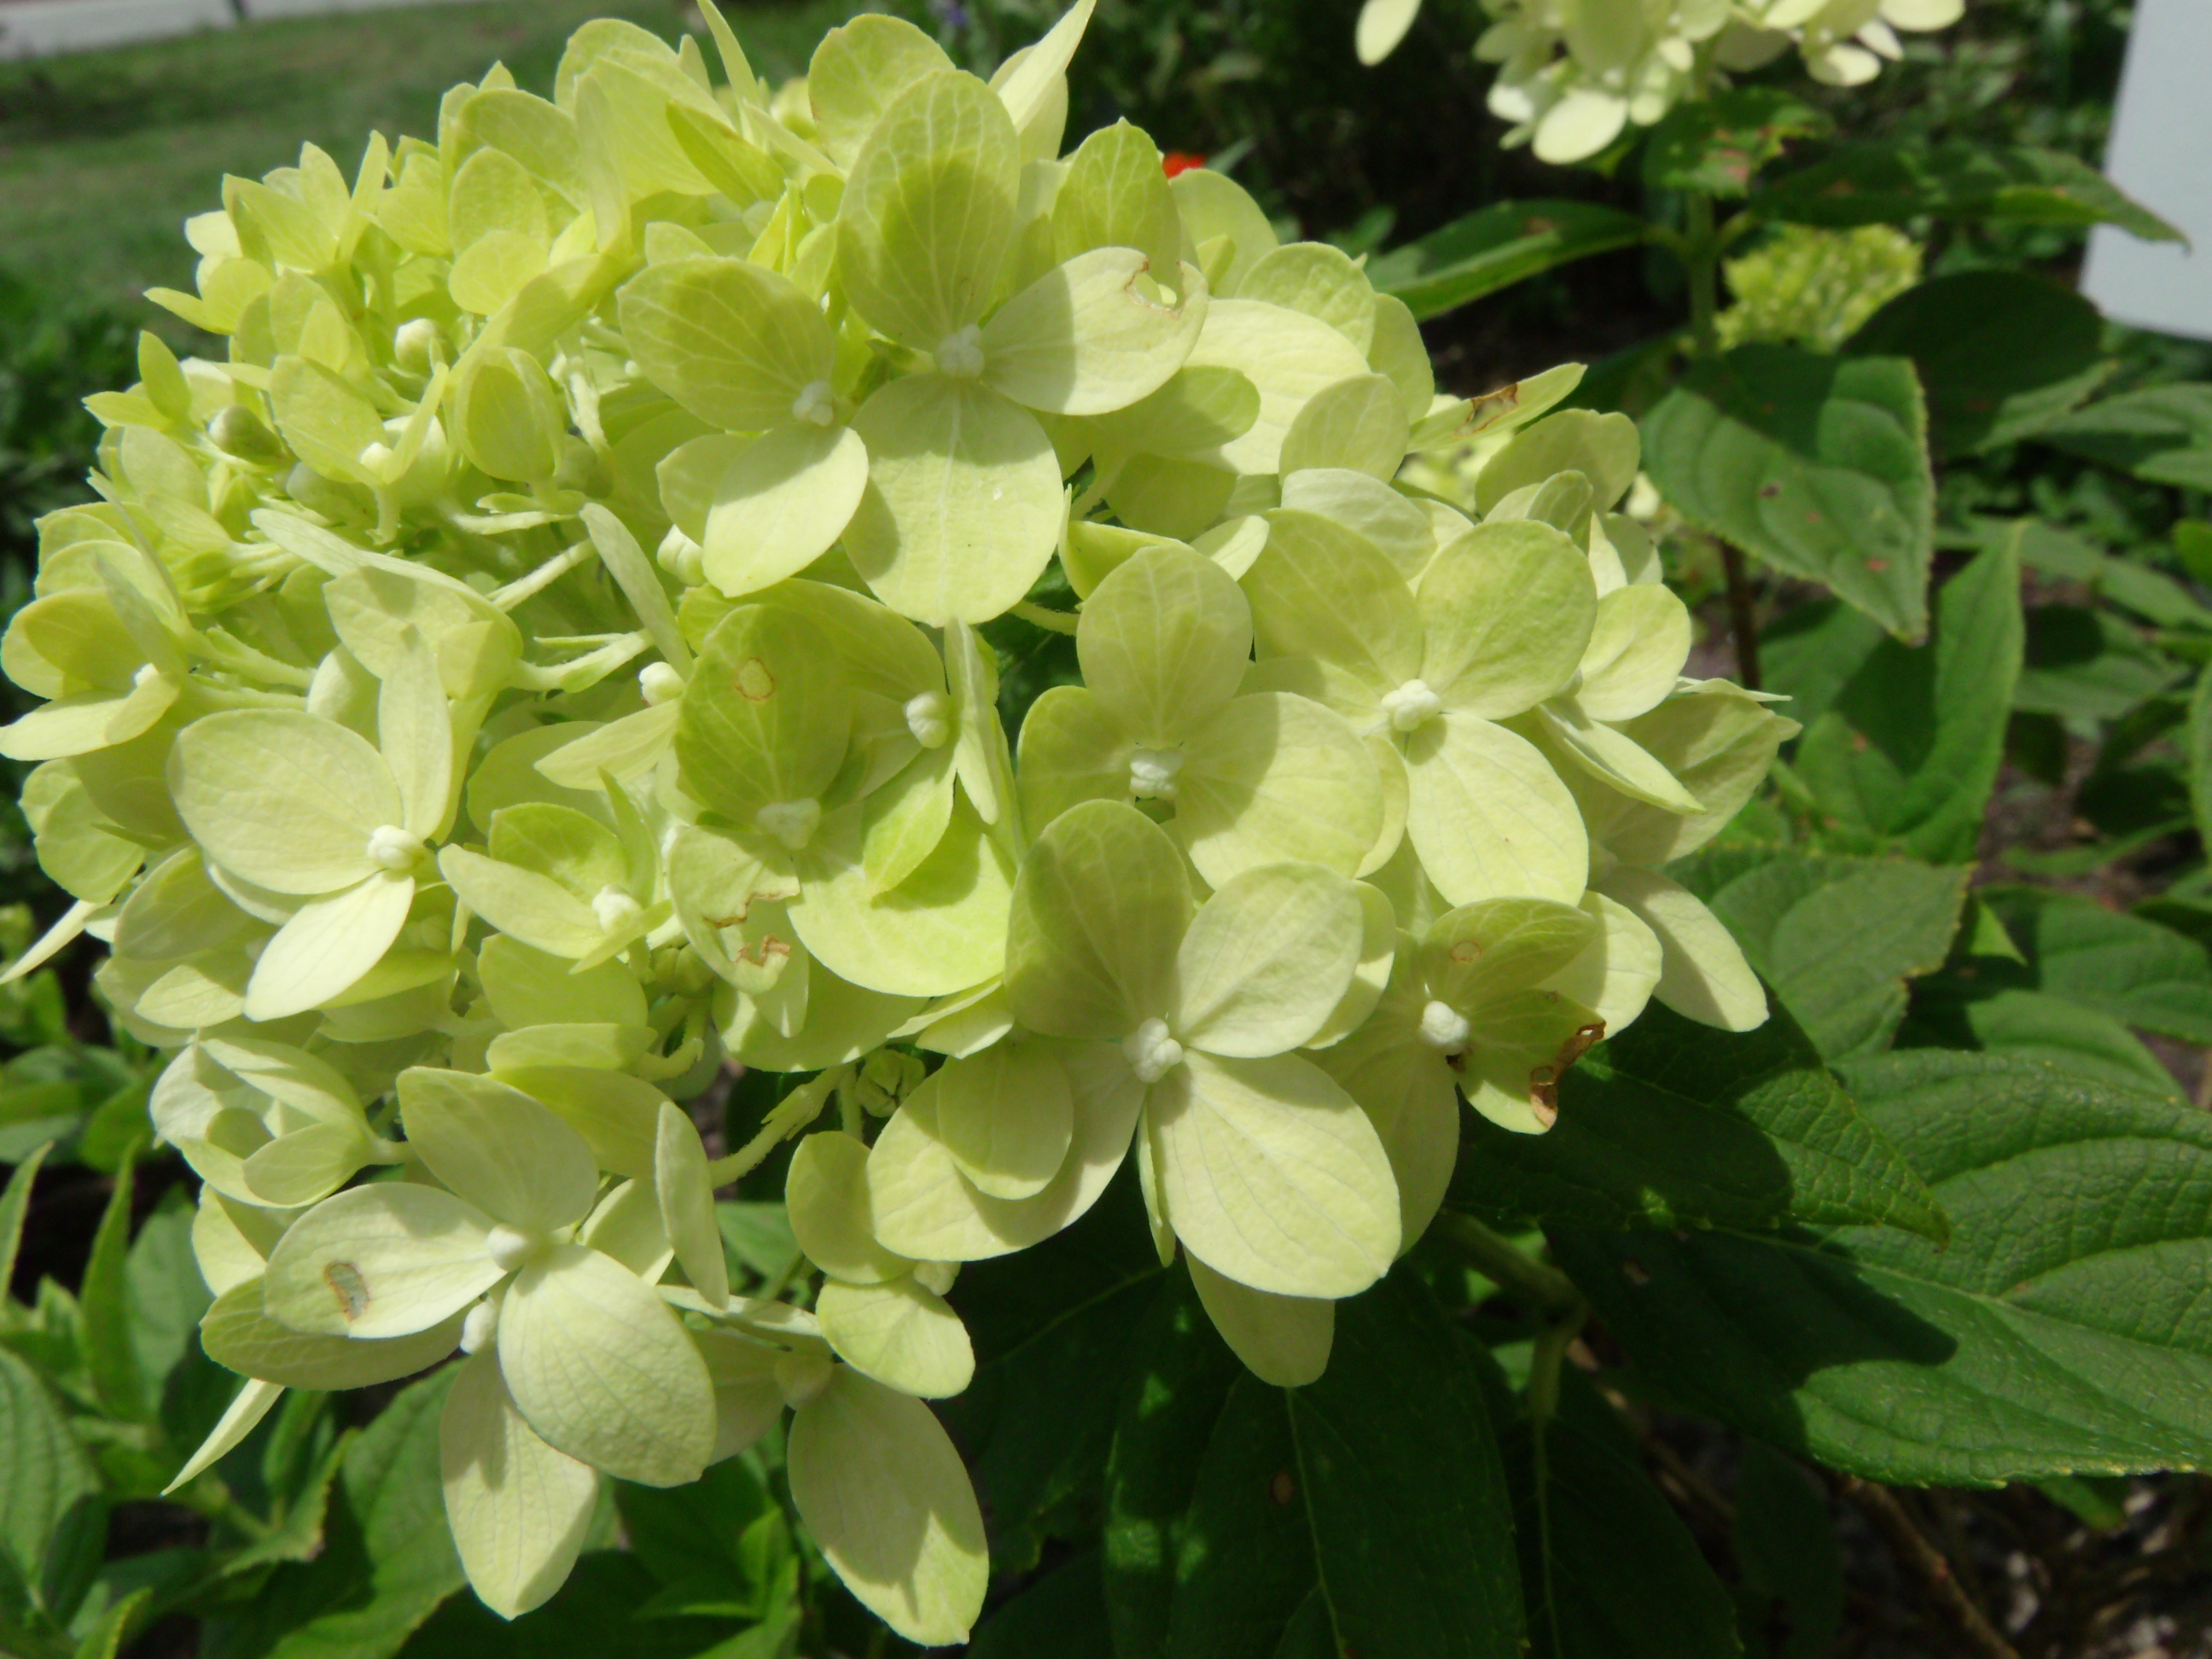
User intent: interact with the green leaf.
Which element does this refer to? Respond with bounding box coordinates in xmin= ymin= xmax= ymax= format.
xmin=125 ymin=1189 xmax=212 ymax=1400
xmin=1759 ymin=142 xmax=2182 ymax=243
xmin=1732 ymin=1442 xmax=1843 ymax=1659
xmin=1367 ymin=201 xmax=1650 ymax=322
xmin=2192 ymin=657 xmax=2212 ymax=851
xmin=1510 ymin=1389 xmax=1742 ymax=1659
xmin=1765 ymin=533 xmax=2021 ymax=863
xmin=1640 ymin=89 xmax=1831 ymax=199
xmin=1102 ymin=1269 xmax=1243 ymax=1657
xmin=1966 ymin=886 xmax=2212 ymax=1046
xmin=0 ymin=1143 xmax=53 ymax=1311
xmin=1642 ymin=346 xmax=1934 ymax=638
xmin=81 ymin=1151 xmax=146 ymax=1423
xmin=0 ymin=1348 xmax=99 ymax=1612
xmin=968 ymin=1550 xmax=1113 ymax=1658
xmin=230 ymin=1366 xmax=465 ymax=1659
xmin=2036 ymin=383 xmax=2212 ymax=492
xmin=1159 ymin=1271 xmax=1523 ymax=1659
xmin=1452 ymin=1000 xmax=1945 ymax=1239
xmin=1900 ymin=982 xmax=2183 ymax=1103
xmin=1843 ymin=272 xmax=2110 ymax=456
xmin=1555 ymin=1050 xmax=2212 ymax=1483
xmin=2015 ymin=604 xmax=2183 ymax=721
xmin=942 ymin=1178 xmax=1164 ymax=1574
xmin=1670 ymin=847 xmax=1968 ymax=1062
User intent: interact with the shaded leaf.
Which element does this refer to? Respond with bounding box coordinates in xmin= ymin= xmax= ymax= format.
xmin=1759 ymin=142 xmax=2181 ymax=243
xmin=1643 ymin=346 xmax=1933 ymax=637
xmin=1368 ymin=201 xmax=1649 ymax=322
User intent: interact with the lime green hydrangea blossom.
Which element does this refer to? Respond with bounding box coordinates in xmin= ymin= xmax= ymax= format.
xmin=2 ymin=0 xmax=1789 ymax=1640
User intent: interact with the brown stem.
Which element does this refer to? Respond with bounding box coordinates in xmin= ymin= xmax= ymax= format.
xmin=1720 ymin=539 xmax=1762 ymax=691
xmin=1842 ymin=1478 xmax=2021 ymax=1659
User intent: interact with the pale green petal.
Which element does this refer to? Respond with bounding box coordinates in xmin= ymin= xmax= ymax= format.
xmin=1575 ymin=584 xmax=1691 ymax=723
xmin=1244 ymin=508 xmax=1421 ymax=694
xmin=1402 ymin=714 xmax=1587 ymax=905
xmin=676 ymin=602 xmax=853 ymax=826
xmin=933 ymin=1041 xmax=1074 ymax=1200
xmin=697 ymin=1331 xmax=786 ymax=1464
xmin=1304 ymin=880 xmax=1398 ymax=1050
xmin=1186 ymin=1255 xmax=1333 ymax=1387
xmin=164 ymin=1377 xmax=284 ymax=1494
xmin=579 ymin=1178 xmax=673 ymax=1282
xmin=498 ymin=1242 xmax=715 ymax=1487
xmin=1460 ymin=987 xmax=1605 ymax=1135
xmin=1085 ymin=364 xmax=1260 ymax=465
xmin=1598 ymin=866 xmax=1768 ymax=1033
xmin=240 ymin=1121 xmax=375 ymax=1209
xmin=377 ymin=629 xmax=454 ymax=841
xmin=946 ymin=619 xmax=1011 ymax=828
xmin=1535 ymin=700 xmax=1703 ymax=814
xmin=1278 ymin=373 xmax=1408 ymax=480
xmin=1235 ymin=243 xmax=1375 ymax=353
xmin=1178 ymin=691 xmax=1382 ymax=884
xmin=201 ymin=1281 xmax=462 ymax=1389
xmin=808 ymin=14 xmax=956 ymax=166
xmin=846 ymin=376 xmax=1063 ymax=626
xmin=749 ymin=578 xmax=947 ymax=707
xmin=1592 ymin=686 xmax=1800 ymax=865
xmin=172 ymin=711 xmax=398 ymax=894
xmin=1005 ymin=799 xmax=1191 ymax=1040
xmin=1416 ymin=521 xmax=1595 ymax=719
xmin=1169 ymin=168 xmax=1277 ymax=294
xmin=787 ymin=1368 xmax=988 ymax=1648
xmin=617 ymin=255 xmax=835 ymax=432
xmin=441 ymin=1349 xmax=600 ymax=1621
xmin=484 ymin=1023 xmax=655 ymax=1074
xmin=837 ymin=71 xmax=1020 ymax=350
xmin=981 ymin=247 xmax=1206 ymax=416
xmin=1149 ymin=1050 xmax=1400 ymax=1298
xmin=788 ymin=1130 xmax=914 ymax=1285
xmin=816 ymin=1278 xmax=975 ymax=1399
xmin=1011 ymin=684 xmax=1128 ymax=831
xmin=1475 ymin=408 xmax=1639 ymax=515
xmin=867 ymin=1046 xmax=1144 ymax=1260
xmin=262 ymin=1183 xmax=500 ymax=1339
xmin=489 ymin=1067 xmax=667 ymax=1182
xmin=1101 ymin=454 xmax=1237 ymax=541
xmin=1053 ymin=118 xmax=1180 ymax=275
xmin=861 ymin=742 xmax=957 ymax=896
xmin=243 ymin=872 xmax=416 ymax=1022
xmin=1313 ymin=964 xmax=1459 ymax=1249
xmin=438 ymin=847 xmax=604 ymax=959
xmin=1360 ymin=731 xmax=1410 ymax=878
xmin=992 ymin=0 xmax=1094 ymax=131
xmin=323 ymin=562 xmax=524 ymax=702
xmin=398 ymin=1068 xmax=600 ymax=1233
xmin=793 ymin=795 xmax=1014 ymax=997
xmin=722 ymin=967 xmax=922 ymax=1073
xmin=1276 ymin=469 xmax=1434 ymax=579
xmin=701 ymin=424 xmax=870 ymax=599
xmin=1173 ymin=864 xmax=1364 ymax=1057
xmin=1182 ymin=299 xmax=1373 ymax=474
xmin=479 ymin=935 xmax=648 ymax=1029
xmin=655 ymin=1100 xmax=729 ymax=1309
xmin=1079 ymin=544 xmax=1251 ymax=745
xmin=1367 ymin=292 xmax=1435 ymax=410
xmin=1421 ymin=896 xmax=1596 ymax=1010
xmin=1542 ymin=888 xmax=1662 ymax=1037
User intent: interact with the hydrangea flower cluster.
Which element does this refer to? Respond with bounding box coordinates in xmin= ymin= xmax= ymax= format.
xmin=1357 ymin=0 xmax=1966 ymax=162
xmin=1 ymin=1 xmax=1791 ymax=1640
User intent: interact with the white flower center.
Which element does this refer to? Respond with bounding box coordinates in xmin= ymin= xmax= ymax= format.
xmin=790 ymin=379 xmax=837 ymax=426
xmin=591 ymin=885 xmax=643 ymax=934
xmin=934 ymin=325 xmax=987 ymax=379
xmin=755 ymin=798 xmax=822 ymax=851
xmin=1128 ymin=747 xmax=1185 ymax=801
xmin=459 ymin=1300 xmax=498 ymax=1353
xmin=1123 ymin=1017 xmax=1186 ymax=1084
xmin=1381 ymin=678 xmax=1444 ymax=732
xmin=486 ymin=1225 xmax=545 ymax=1273
xmin=905 ymin=690 xmax=952 ymax=749
xmin=366 ymin=824 xmax=426 ymax=871
xmin=393 ymin=317 xmax=439 ymax=373
xmin=638 ymin=661 xmax=684 ymax=706
xmin=1417 ymin=999 xmax=1473 ymax=1053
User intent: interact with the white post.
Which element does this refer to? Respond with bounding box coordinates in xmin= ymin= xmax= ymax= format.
xmin=2081 ymin=0 xmax=2212 ymax=342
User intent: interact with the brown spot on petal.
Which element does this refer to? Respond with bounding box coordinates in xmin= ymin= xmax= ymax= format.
xmin=1528 ymin=1021 xmax=1607 ymax=1126
xmin=1450 ymin=940 xmax=1480 ymax=963
xmin=324 ymin=1261 xmax=369 ymax=1323
xmin=734 ymin=658 xmax=776 ymax=701
xmin=1271 ymin=1470 xmax=1297 ymax=1505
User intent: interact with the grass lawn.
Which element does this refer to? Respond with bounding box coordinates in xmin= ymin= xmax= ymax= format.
xmin=0 ymin=0 xmax=859 ymax=304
